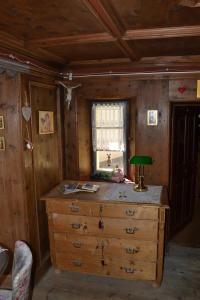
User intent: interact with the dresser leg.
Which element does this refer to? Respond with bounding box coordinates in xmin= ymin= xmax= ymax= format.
xmin=156 ymin=208 xmax=166 ymax=286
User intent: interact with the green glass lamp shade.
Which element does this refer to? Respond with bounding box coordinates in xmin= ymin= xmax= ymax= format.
xmin=130 ymin=155 xmax=153 ymax=192
xmin=130 ymin=155 xmax=152 ymax=165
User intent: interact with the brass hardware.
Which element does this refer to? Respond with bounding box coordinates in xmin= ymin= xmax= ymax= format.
xmin=125 ymin=227 xmax=138 ymax=234
xmin=125 ymin=247 xmax=139 ymax=254
xmin=125 ymin=209 xmax=136 ymax=216
xmin=71 ymin=223 xmax=81 ymax=229
xmin=72 ymin=240 xmax=82 ymax=248
xmin=69 ymin=204 xmax=80 ymax=213
xmin=123 ymin=267 xmax=135 ymax=274
xmin=72 ymin=260 xmax=82 ymax=267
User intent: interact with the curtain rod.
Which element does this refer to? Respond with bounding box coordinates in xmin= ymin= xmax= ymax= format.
xmin=63 ymin=69 xmax=200 ymax=79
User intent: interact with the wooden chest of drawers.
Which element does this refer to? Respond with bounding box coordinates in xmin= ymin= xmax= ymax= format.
xmin=41 ymin=181 xmax=168 ymax=285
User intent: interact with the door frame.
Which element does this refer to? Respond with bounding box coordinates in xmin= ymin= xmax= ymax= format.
xmin=169 ymin=101 xmax=200 ymax=237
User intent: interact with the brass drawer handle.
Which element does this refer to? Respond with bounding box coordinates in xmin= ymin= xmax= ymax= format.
xmin=72 ymin=260 xmax=82 ymax=267
xmin=68 ymin=205 xmax=80 ymax=213
xmin=125 ymin=227 xmax=138 ymax=234
xmin=72 ymin=240 xmax=82 ymax=248
xmin=125 ymin=209 xmax=136 ymax=216
xmin=125 ymin=247 xmax=139 ymax=254
xmin=123 ymin=267 xmax=136 ymax=274
xmin=71 ymin=223 xmax=81 ymax=229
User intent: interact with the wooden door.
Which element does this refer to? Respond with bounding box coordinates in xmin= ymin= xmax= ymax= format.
xmin=169 ymin=103 xmax=200 ymax=236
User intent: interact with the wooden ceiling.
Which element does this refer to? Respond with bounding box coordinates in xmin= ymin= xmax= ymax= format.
xmin=1 ymin=0 xmax=200 ymax=72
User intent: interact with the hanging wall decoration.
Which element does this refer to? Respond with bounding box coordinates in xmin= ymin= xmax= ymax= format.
xmin=177 ymin=86 xmax=186 ymax=94
xmin=147 ymin=110 xmax=158 ymax=126
xmin=22 ymin=91 xmax=33 ymax=150
xmin=58 ymin=81 xmax=82 ymax=110
xmin=39 ymin=111 xmax=54 ymax=134
xmin=0 ymin=136 xmax=5 ymax=151
xmin=0 ymin=116 xmax=4 ymax=129
xmin=197 ymin=80 xmax=200 ymax=99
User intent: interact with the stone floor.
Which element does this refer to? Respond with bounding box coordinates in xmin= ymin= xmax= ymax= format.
xmin=32 ymin=244 xmax=200 ymax=300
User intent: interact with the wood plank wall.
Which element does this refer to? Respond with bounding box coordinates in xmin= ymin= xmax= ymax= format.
xmin=64 ymin=77 xmax=199 ymax=187
xmin=0 ymin=72 xmax=62 ymax=282
xmin=22 ymin=77 xmax=62 ymax=277
xmin=0 ymin=73 xmax=27 ymax=251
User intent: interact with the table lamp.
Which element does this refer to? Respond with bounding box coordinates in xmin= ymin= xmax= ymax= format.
xmin=130 ymin=155 xmax=153 ymax=192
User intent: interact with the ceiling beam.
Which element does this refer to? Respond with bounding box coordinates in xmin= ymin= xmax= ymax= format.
xmin=83 ymin=0 xmax=138 ymax=61
xmin=69 ymin=57 xmax=130 ymax=66
xmin=124 ymin=25 xmax=200 ymax=41
xmin=0 ymin=30 xmax=66 ymax=65
xmin=26 ymin=32 xmax=115 ymax=47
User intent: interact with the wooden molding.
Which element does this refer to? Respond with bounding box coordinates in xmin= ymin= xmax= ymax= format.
xmin=124 ymin=25 xmax=200 ymax=40
xmin=0 ymin=30 xmax=65 ymax=65
xmin=83 ymin=0 xmax=138 ymax=61
xmin=26 ymin=32 xmax=116 ymax=47
xmin=69 ymin=57 xmax=131 ymax=66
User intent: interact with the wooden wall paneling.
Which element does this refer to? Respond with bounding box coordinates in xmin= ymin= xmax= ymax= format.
xmin=30 ymin=81 xmax=61 ymax=268
xmin=21 ymin=75 xmax=40 ymax=267
xmin=64 ymin=94 xmax=80 ymax=179
xmin=77 ymin=94 xmax=92 ymax=180
xmin=0 ymin=73 xmax=28 ymax=252
xmin=64 ymin=77 xmax=138 ymax=180
xmin=56 ymin=87 xmax=65 ymax=180
xmin=128 ymin=98 xmax=136 ymax=181
xmin=136 ymin=80 xmax=169 ymax=186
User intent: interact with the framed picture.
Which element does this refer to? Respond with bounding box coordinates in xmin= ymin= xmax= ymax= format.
xmin=197 ymin=80 xmax=200 ymax=99
xmin=147 ymin=110 xmax=158 ymax=126
xmin=39 ymin=111 xmax=54 ymax=135
xmin=0 ymin=136 xmax=5 ymax=150
xmin=0 ymin=116 xmax=4 ymax=129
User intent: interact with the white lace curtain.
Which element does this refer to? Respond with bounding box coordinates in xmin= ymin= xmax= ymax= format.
xmin=92 ymin=101 xmax=127 ymax=152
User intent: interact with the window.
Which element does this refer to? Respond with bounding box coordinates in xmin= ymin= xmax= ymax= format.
xmin=92 ymin=101 xmax=128 ymax=175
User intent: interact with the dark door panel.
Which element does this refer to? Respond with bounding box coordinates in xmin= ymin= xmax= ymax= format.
xmin=170 ymin=104 xmax=200 ymax=236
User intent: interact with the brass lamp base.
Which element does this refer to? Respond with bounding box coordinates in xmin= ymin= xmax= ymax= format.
xmin=134 ymin=176 xmax=148 ymax=192
xmin=134 ymin=185 xmax=148 ymax=192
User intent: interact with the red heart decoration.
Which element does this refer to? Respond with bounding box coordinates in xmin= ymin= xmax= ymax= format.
xmin=178 ymin=86 xmax=186 ymax=94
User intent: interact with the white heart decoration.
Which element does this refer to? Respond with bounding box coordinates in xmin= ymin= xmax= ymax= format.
xmin=22 ymin=106 xmax=32 ymax=122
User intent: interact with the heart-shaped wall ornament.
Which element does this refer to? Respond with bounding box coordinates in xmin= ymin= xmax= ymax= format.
xmin=178 ymin=86 xmax=186 ymax=94
xmin=22 ymin=106 xmax=32 ymax=122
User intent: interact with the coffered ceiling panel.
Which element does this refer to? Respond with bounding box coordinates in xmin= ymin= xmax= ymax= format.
xmin=0 ymin=0 xmax=105 ymax=40
xmin=128 ymin=36 xmax=200 ymax=57
xmin=0 ymin=0 xmax=200 ymax=70
xmin=46 ymin=42 xmax=126 ymax=61
xmin=107 ymin=0 xmax=200 ymax=30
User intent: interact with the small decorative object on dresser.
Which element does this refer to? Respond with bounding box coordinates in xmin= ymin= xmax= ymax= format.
xmin=41 ymin=181 xmax=169 ymax=286
xmin=130 ymin=155 xmax=153 ymax=192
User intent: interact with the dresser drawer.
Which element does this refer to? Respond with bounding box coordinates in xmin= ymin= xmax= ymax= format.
xmin=55 ymin=253 xmax=156 ymax=280
xmin=47 ymin=200 xmax=159 ymax=220
xmin=54 ymin=233 xmax=157 ymax=262
xmin=51 ymin=214 xmax=158 ymax=241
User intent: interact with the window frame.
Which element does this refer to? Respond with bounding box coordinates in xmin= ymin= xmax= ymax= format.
xmin=91 ymin=99 xmax=129 ymax=177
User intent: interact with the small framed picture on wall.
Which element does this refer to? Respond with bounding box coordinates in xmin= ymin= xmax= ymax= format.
xmin=147 ymin=110 xmax=158 ymax=126
xmin=0 ymin=116 xmax=4 ymax=129
xmin=0 ymin=136 xmax=5 ymax=151
xmin=38 ymin=111 xmax=54 ymax=135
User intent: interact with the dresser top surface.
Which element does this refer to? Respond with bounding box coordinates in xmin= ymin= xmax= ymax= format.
xmin=41 ymin=181 xmax=168 ymax=207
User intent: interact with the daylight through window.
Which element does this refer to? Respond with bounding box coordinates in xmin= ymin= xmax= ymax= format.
xmin=92 ymin=101 xmax=128 ymax=175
